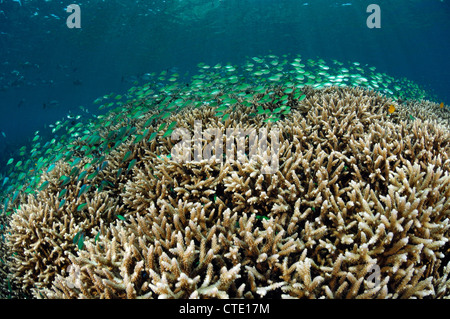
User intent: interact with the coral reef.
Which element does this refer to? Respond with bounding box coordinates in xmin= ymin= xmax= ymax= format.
xmin=4 ymin=85 xmax=449 ymax=299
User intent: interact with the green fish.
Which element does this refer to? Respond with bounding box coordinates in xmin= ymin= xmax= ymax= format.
xmin=60 ymin=175 xmax=71 ymax=187
xmin=122 ymin=151 xmax=132 ymax=162
xmin=77 ymin=203 xmax=87 ymax=212
xmin=38 ymin=181 xmax=50 ymax=191
xmin=78 ymin=184 xmax=90 ymax=198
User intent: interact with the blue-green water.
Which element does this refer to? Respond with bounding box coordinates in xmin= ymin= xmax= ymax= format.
xmin=0 ymin=0 xmax=449 ymax=171
xmin=0 ymin=0 xmax=450 ymax=169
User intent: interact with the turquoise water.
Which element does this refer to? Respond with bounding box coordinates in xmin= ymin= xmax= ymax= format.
xmin=0 ymin=0 xmax=449 ymax=167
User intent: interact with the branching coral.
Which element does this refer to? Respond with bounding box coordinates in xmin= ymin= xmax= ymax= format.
xmin=5 ymin=86 xmax=450 ymax=299
xmin=5 ymin=161 xmax=122 ymax=293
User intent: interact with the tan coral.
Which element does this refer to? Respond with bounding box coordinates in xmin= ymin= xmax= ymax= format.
xmin=5 ymin=161 xmax=121 ymax=294
xmin=6 ymin=86 xmax=450 ymax=299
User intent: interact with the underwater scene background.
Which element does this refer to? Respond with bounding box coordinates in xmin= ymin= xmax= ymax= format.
xmin=0 ymin=0 xmax=450 ymax=299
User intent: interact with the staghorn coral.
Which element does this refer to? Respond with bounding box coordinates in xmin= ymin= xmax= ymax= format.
xmin=5 ymin=160 xmax=122 ymax=294
xmin=5 ymin=86 xmax=450 ymax=298
xmin=0 ymin=211 xmax=25 ymax=299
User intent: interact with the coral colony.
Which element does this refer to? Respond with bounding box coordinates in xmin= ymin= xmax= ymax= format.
xmin=0 ymin=54 xmax=449 ymax=298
